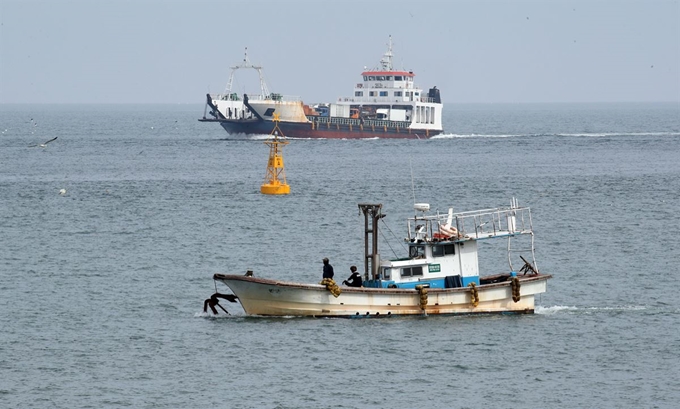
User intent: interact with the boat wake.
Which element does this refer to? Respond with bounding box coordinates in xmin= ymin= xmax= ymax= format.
xmin=431 ymin=131 xmax=677 ymax=140
xmin=535 ymin=305 xmax=648 ymax=315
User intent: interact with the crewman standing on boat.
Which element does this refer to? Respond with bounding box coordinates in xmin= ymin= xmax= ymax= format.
xmin=322 ymin=257 xmax=334 ymax=279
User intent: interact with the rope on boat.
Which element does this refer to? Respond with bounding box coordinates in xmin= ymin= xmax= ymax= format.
xmin=511 ymin=277 xmax=521 ymax=303
xmin=468 ymin=282 xmax=479 ymax=307
xmin=203 ymin=292 xmax=239 ymax=315
xmin=416 ymin=285 xmax=428 ymax=310
xmin=320 ymin=278 xmax=342 ymax=297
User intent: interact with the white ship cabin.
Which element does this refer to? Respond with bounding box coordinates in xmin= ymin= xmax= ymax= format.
xmin=366 ymin=201 xmax=536 ymax=289
xmin=332 ymin=37 xmax=443 ymax=131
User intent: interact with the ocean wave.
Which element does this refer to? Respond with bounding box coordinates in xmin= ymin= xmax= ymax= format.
xmin=431 ymin=133 xmax=516 ymax=139
xmin=535 ymin=305 xmax=578 ymax=314
xmin=536 ymin=305 xmax=649 ymax=315
xmin=432 ymin=131 xmax=678 ymax=139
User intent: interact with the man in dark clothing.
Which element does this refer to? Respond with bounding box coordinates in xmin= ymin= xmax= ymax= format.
xmin=343 ymin=265 xmax=363 ymax=287
xmin=322 ymin=257 xmax=334 ymax=279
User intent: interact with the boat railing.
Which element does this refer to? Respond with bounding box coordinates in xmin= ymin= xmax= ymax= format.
xmin=211 ymin=93 xmax=302 ymax=102
xmin=336 ymin=96 xmax=440 ymax=105
xmin=407 ymin=206 xmax=534 ymax=241
xmin=309 ymin=116 xmax=412 ymax=129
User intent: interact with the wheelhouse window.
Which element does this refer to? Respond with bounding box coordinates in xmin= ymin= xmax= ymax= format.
xmin=386 ymin=76 xmax=393 ymax=80
xmin=355 ymin=91 xmax=363 ymax=97
xmin=368 ymin=76 xmax=376 ymax=81
xmin=379 ymin=91 xmax=388 ymax=97
xmin=409 ymin=245 xmax=425 ymax=259
xmin=433 ymin=244 xmax=455 ymax=257
xmin=383 ymin=268 xmax=391 ymax=280
xmin=395 ymin=76 xmax=403 ymax=81
xmin=377 ymin=76 xmax=385 ymax=80
xmin=364 ymin=76 xmax=368 ymax=81
xmin=402 ymin=266 xmax=424 ymax=277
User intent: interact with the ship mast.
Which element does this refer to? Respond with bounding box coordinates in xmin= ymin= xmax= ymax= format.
xmin=379 ymin=35 xmax=394 ymax=71
xmin=224 ymin=47 xmax=270 ymax=98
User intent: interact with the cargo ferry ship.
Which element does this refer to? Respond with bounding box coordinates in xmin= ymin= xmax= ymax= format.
xmin=199 ymin=37 xmax=443 ymax=139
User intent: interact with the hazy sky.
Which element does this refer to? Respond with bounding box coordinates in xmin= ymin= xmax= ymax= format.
xmin=1 ymin=0 xmax=678 ymax=104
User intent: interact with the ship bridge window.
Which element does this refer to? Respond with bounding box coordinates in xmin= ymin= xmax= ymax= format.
xmin=355 ymin=91 xmax=364 ymax=97
xmin=395 ymin=76 xmax=403 ymax=81
xmin=409 ymin=245 xmax=425 ymax=259
xmin=383 ymin=268 xmax=391 ymax=280
xmin=386 ymin=76 xmax=393 ymax=80
xmin=401 ymin=266 xmax=424 ymax=277
xmin=433 ymin=244 xmax=455 ymax=257
xmin=377 ymin=76 xmax=385 ymax=80
xmin=379 ymin=91 xmax=388 ymax=97
xmin=368 ymin=76 xmax=376 ymax=81
xmin=364 ymin=76 xmax=368 ymax=81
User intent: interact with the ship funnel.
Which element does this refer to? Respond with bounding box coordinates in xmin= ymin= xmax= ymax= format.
xmin=428 ymin=87 xmax=441 ymax=104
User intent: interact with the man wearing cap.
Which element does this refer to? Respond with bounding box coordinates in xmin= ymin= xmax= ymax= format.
xmin=322 ymin=257 xmax=334 ymax=279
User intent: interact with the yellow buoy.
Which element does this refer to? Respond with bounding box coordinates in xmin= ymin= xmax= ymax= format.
xmin=261 ymin=113 xmax=290 ymax=195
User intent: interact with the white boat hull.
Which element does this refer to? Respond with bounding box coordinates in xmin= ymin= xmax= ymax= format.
xmin=213 ymin=274 xmax=550 ymax=317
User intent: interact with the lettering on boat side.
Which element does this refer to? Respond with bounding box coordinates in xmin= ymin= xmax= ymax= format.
xmin=428 ymin=264 xmax=441 ymax=273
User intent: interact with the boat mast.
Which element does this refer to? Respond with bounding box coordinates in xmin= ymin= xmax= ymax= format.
xmin=224 ymin=47 xmax=270 ymax=98
xmin=379 ymin=35 xmax=394 ymax=71
xmin=358 ymin=203 xmax=383 ymax=281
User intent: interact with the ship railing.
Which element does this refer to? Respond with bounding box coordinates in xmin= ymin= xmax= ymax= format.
xmin=336 ymin=96 xmax=441 ymax=105
xmin=211 ymin=93 xmax=302 ymax=102
xmin=309 ymin=116 xmax=412 ymax=129
xmin=407 ymin=207 xmax=534 ymax=242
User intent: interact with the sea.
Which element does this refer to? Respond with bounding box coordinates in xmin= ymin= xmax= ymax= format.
xmin=1 ymin=102 xmax=679 ymax=408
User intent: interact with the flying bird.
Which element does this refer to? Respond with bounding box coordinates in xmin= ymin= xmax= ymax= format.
xmin=29 ymin=136 xmax=57 ymax=148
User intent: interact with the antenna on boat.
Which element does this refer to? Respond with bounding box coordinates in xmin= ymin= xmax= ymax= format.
xmin=410 ymin=157 xmax=416 ymax=207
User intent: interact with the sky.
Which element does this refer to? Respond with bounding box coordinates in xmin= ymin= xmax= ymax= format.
xmin=1 ymin=0 xmax=679 ymax=104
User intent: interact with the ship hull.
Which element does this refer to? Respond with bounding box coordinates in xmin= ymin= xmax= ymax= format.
xmin=213 ymin=273 xmax=550 ymax=317
xmin=199 ymin=118 xmax=440 ymax=139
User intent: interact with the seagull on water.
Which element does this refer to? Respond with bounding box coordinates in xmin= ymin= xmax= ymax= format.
xmin=29 ymin=136 xmax=57 ymax=148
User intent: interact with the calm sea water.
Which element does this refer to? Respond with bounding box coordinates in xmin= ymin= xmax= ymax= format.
xmin=1 ymin=102 xmax=679 ymax=408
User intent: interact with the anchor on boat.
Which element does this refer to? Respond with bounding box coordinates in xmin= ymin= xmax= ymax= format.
xmin=203 ymin=292 xmax=239 ymax=315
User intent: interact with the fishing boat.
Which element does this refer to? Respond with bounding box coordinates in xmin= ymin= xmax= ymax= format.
xmin=205 ymin=199 xmax=552 ymax=317
xmin=199 ymin=36 xmax=443 ymax=139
